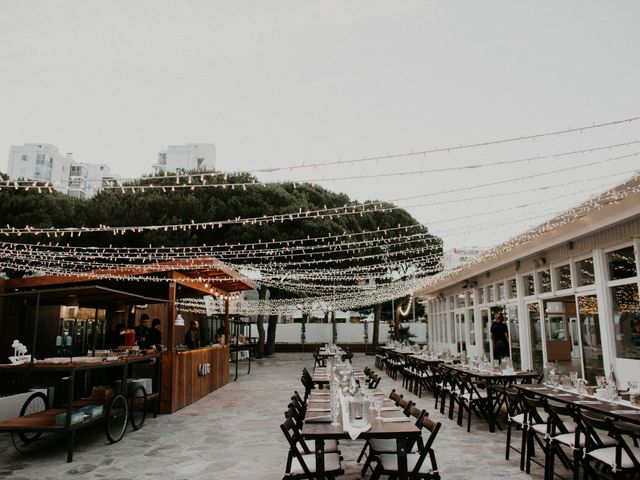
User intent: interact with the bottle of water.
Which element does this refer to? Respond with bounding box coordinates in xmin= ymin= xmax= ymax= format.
xmin=608 ymin=367 xmax=618 ymax=400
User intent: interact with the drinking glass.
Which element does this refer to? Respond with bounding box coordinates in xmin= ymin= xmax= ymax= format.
xmin=595 ymin=375 xmax=606 ymax=389
xmin=569 ymin=371 xmax=578 ymax=388
xmin=374 ymin=398 xmax=383 ymax=420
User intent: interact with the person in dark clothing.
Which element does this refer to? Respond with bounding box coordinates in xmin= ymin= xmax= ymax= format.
xmin=135 ymin=314 xmax=152 ymax=349
xmin=148 ymin=318 xmax=162 ymax=348
xmin=107 ymin=323 xmax=126 ymax=350
xmin=185 ymin=320 xmax=201 ymax=349
xmin=490 ymin=311 xmax=510 ymax=361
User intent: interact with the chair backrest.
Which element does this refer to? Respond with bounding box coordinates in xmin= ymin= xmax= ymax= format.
xmin=544 ymin=398 xmax=575 ymax=435
xmin=398 ymin=398 xmax=414 ymax=416
xmin=389 ymin=389 xmax=403 ymax=404
xmin=410 ymin=415 xmax=442 ymax=475
xmin=521 ymin=391 xmax=546 ymax=425
xmin=280 ymin=417 xmax=313 ymax=474
xmin=607 ymin=419 xmax=640 ymax=471
xmin=577 ymin=409 xmax=613 ymax=450
xmin=368 ymin=374 xmax=381 ymax=389
xmin=503 ymin=386 xmax=525 ymax=417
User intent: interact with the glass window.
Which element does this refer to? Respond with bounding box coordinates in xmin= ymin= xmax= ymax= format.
xmin=449 ymin=312 xmax=455 ymax=343
xmin=556 ymin=264 xmax=572 ymax=290
xmin=467 ymin=290 xmax=474 ymax=307
xmin=468 ymin=309 xmax=476 ymax=346
xmin=449 ymin=296 xmax=454 ymax=310
xmin=524 ymin=274 xmax=535 ymax=296
xmin=538 ymin=270 xmax=552 ymax=293
xmin=507 ymin=278 xmax=517 ymax=298
xmin=479 ymin=288 xmax=485 ymax=304
xmin=575 ymin=257 xmax=595 ymax=287
xmin=497 ymin=282 xmax=505 ymax=301
xmin=487 ymin=285 xmax=495 ymax=303
xmin=577 ymin=295 xmax=604 ymax=384
xmin=507 ymin=304 xmax=520 ymax=370
xmin=456 ymin=293 xmax=465 ymax=309
xmin=611 ymin=283 xmax=640 ymax=360
xmin=607 ymin=246 xmax=637 ymax=281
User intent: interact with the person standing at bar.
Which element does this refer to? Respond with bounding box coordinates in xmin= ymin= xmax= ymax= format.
xmin=149 ymin=318 xmax=162 ymax=348
xmin=490 ymin=311 xmax=510 ymax=361
xmin=185 ymin=320 xmax=201 ymax=349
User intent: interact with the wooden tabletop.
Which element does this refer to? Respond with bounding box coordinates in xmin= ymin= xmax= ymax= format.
xmin=302 ymin=396 xmax=419 ymax=439
xmin=517 ymin=384 xmax=640 ymax=424
xmin=0 ymin=352 xmax=160 ymax=372
xmin=445 ymin=364 xmax=540 ymax=381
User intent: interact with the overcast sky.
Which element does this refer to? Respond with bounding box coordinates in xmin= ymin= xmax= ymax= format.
xmin=1 ymin=1 xmax=639 ymax=250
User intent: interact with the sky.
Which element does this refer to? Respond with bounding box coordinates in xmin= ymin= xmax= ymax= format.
xmin=1 ymin=1 xmax=639 ymax=251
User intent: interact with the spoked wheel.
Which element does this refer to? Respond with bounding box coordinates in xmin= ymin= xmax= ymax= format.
xmin=11 ymin=391 xmax=50 ymax=449
xmin=105 ymin=394 xmax=129 ymax=443
xmin=129 ymin=385 xmax=147 ymax=431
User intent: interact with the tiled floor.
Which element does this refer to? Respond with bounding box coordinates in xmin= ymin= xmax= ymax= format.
xmin=0 ymin=353 xmax=552 ymax=479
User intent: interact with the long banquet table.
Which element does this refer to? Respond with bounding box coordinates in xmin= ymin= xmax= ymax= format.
xmin=516 ymin=383 xmax=640 ymax=424
xmin=302 ymin=391 xmax=420 ymax=479
xmin=444 ymin=364 xmax=541 ymax=432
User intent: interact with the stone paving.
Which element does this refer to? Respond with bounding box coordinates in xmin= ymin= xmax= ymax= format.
xmin=0 ymin=353 xmax=555 ymax=479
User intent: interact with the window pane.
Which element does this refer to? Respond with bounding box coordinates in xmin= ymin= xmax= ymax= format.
xmin=555 ymin=264 xmax=572 ymax=290
xmin=612 ymin=283 xmax=640 ymax=360
xmin=507 ymin=304 xmax=520 ymax=370
xmin=577 ymin=295 xmax=604 ymax=384
xmin=467 ymin=290 xmax=474 ymax=306
xmin=538 ymin=270 xmax=552 ymax=293
xmin=487 ymin=285 xmax=495 ymax=303
xmin=576 ymin=257 xmax=595 ymax=286
xmin=497 ymin=282 xmax=505 ymax=301
xmin=456 ymin=293 xmax=465 ymax=309
xmin=449 ymin=296 xmax=454 ymax=310
xmin=607 ymin=246 xmax=637 ymax=281
xmin=524 ymin=274 xmax=535 ymax=296
xmin=507 ymin=279 xmax=517 ymax=298
xmin=468 ymin=309 xmax=476 ymax=346
xmin=479 ymin=288 xmax=485 ymax=304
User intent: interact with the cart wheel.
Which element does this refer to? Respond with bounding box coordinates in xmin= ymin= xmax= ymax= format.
xmin=105 ymin=394 xmax=128 ymax=443
xmin=17 ymin=391 xmax=49 ymax=445
xmin=130 ymin=385 xmax=147 ymax=431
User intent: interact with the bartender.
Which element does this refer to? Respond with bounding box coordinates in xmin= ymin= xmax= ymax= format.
xmin=185 ymin=320 xmax=201 ymax=349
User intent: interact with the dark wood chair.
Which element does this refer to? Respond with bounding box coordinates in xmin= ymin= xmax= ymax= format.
xmin=370 ymin=414 xmax=442 ymax=479
xmin=280 ymin=416 xmax=344 ymax=479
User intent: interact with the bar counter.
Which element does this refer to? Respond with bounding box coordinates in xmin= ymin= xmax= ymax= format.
xmin=160 ymin=344 xmax=229 ymax=413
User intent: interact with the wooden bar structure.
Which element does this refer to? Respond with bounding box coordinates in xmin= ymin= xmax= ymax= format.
xmin=0 ymin=258 xmax=254 ymax=415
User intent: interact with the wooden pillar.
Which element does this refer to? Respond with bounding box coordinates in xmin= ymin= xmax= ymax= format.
xmin=224 ymin=297 xmax=230 ymax=344
xmin=167 ymin=274 xmax=177 ymax=350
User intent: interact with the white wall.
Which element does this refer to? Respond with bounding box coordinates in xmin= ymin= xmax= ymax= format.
xmin=272 ymin=321 xmax=425 ymax=344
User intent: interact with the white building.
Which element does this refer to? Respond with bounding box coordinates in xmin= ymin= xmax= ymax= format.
xmin=152 ymin=143 xmax=216 ymax=175
xmin=7 ymin=144 xmax=72 ymax=194
xmin=7 ymin=144 xmax=116 ymax=199
xmin=418 ymin=175 xmax=640 ymax=387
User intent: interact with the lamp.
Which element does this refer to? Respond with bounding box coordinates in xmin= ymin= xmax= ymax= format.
xmin=175 ymin=313 xmax=185 ymax=327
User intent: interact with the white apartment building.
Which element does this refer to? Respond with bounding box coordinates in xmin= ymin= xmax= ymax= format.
xmin=152 ymin=143 xmax=216 ymax=175
xmin=7 ymin=144 xmax=114 ymax=199
xmin=7 ymin=144 xmax=72 ymax=194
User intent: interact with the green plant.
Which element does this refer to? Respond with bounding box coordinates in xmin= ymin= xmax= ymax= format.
xmin=394 ymin=326 xmax=416 ymax=344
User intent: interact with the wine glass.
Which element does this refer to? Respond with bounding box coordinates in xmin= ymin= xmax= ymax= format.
xmin=374 ymin=398 xmax=383 ymax=420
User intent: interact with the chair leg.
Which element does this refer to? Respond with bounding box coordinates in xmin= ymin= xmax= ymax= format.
xmin=467 ymin=403 xmax=473 ymax=432
xmin=505 ymin=423 xmax=512 ymax=460
xmin=356 ymin=441 xmax=369 ymax=463
xmin=370 ymin=463 xmax=383 ymax=480
xmin=520 ymin=425 xmax=527 ymax=472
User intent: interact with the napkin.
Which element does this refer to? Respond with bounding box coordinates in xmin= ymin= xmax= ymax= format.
xmin=610 ymin=409 xmax=640 ymax=414
xmin=309 ymin=399 xmax=330 ymax=403
xmin=310 ymin=392 xmax=331 ymax=396
xmin=574 ymin=400 xmax=602 ymax=405
xmin=381 ymin=406 xmax=402 ymax=411
xmin=339 ymin=393 xmax=372 ymax=440
xmin=305 ymin=415 xmax=332 ymax=423
xmin=307 ymin=407 xmax=331 ymax=412
xmin=373 ymin=392 xmax=386 ymax=396
xmin=382 ymin=416 xmax=412 ymax=423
